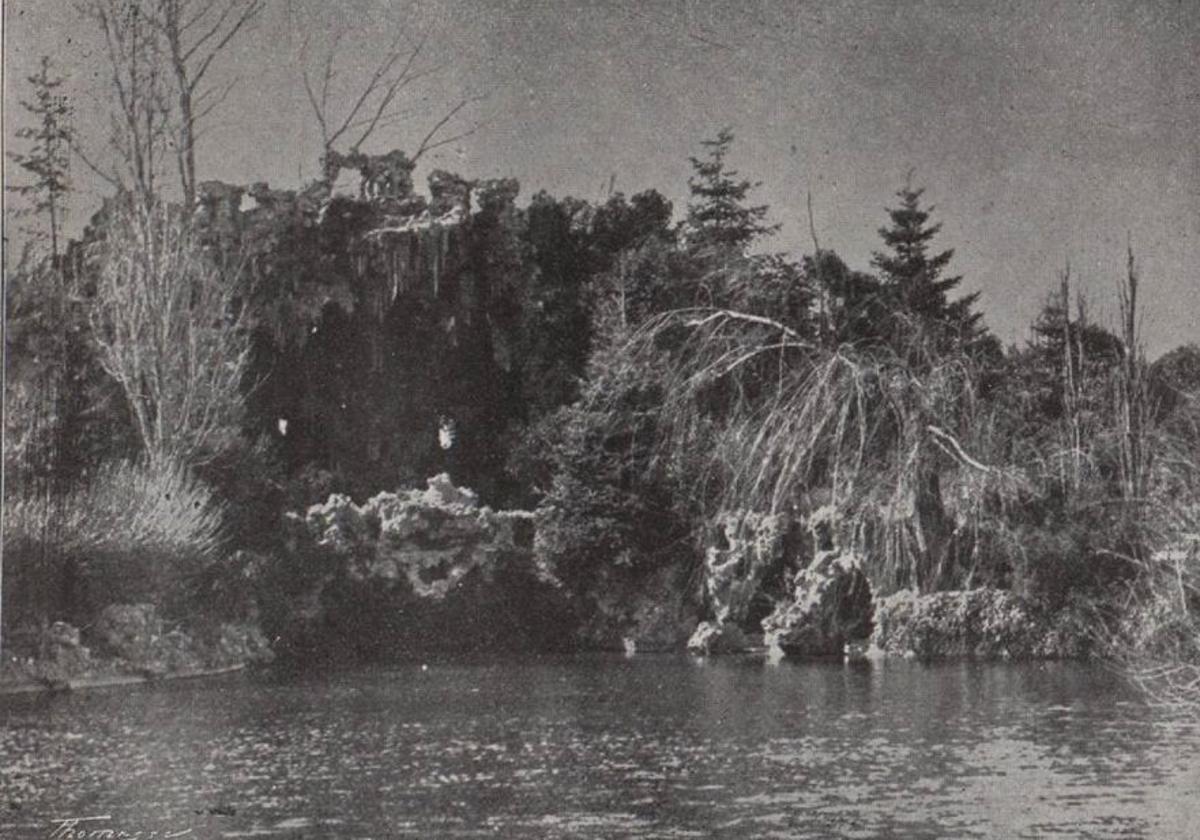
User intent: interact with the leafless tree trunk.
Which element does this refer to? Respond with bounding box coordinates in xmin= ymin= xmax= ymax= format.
xmin=152 ymin=0 xmax=263 ymax=206
xmin=74 ymin=0 xmax=175 ymax=207
xmin=74 ymin=0 xmax=258 ymax=207
xmin=1117 ymin=240 xmax=1149 ymax=501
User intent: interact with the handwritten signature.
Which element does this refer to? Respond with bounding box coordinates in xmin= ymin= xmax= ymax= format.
xmin=48 ymin=815 xmax=193 ymax=840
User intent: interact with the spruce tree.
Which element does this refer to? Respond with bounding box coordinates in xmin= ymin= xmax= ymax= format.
xmin=683 ymin=128 xmax=778 ymax=254
xmin=872 ymin=185 xmax=981 ymax=353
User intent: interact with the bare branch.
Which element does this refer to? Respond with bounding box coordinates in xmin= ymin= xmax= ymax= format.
xmin=68 ymin=136 xmax=122 ymax=189
xmin=187 ymin=0 xmax=262 ymax=90
xmin=412 ymin=93 xmax=489 ymax=161
xmin=192 ymin=76 xmax=238 ymax=124
xmin=349 ymin=31 xmax=430 ymax=151
xmin=89 ymin=200 xmax=251 ymax=466
xmin=325 ymin=33 xmax=412 ymax=150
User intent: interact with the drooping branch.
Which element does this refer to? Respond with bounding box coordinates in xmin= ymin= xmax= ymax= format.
xmin=927 ymin=425 xmax=991 ymax=473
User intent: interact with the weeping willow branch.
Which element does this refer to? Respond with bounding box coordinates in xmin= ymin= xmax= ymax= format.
xmin=927 ymin=425 xmax=992 ymax=473
xmin=588 ymin=303 xmax=1018 ymax=592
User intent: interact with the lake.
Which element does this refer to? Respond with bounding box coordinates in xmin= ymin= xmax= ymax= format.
xmin=2 ymin=655 xmax=1198 ymax=838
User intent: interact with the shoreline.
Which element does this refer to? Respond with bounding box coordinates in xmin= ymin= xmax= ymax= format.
xmin=0 ymin=662 xmax=248 ymax=697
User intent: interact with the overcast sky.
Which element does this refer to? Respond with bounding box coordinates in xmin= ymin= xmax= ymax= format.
xmin=4 ymin=0 xmax=1198 ymax=354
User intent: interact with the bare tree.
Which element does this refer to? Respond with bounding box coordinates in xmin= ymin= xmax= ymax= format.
xmin=88 ymin=199 xmax=251 ymax=467
xmin=1117 ymin=240 xmax=1149 ymax=502
xmin=74 ymin=0 xmax=259 ymax=207
xmin=74 ymin=0 xmax=175 ymax=206
xmin=152 ymin=0 xmax=263 ymax=206
xmin=298 ymin=23 xmax=484 ymax=181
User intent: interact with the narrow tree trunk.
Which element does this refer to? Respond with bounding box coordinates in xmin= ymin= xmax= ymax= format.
xmin=179 ymin=85 xmax=196 ymax=206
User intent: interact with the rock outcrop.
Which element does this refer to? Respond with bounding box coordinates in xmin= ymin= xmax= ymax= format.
xmin=687 ymin=620 xmax=750 ymax=655
xmin=293 ymin=473 xmax=534 ymax=596
xmin=704 ymin=512 xmax=786 ymax=626
xmin=685 ymin=512 xmax=786 ymax=654
xmin=762 ymin=549 xmax=873 ymax=657
xmin=274 ymin=474 xmax=565 ymax=659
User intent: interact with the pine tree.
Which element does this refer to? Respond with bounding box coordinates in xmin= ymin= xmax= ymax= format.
xmin=7 ymin=57 xmax=74 ymax=262
xmin=872 ymin=185 xmax=981 ymax=354
xmin=683 ymin=128 xmax=778 ymax=254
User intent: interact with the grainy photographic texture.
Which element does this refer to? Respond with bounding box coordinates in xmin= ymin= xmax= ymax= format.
xmin=3 ymin=1 xmax=1199 ymax=838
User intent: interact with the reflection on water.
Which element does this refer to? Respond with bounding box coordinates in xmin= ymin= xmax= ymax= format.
xmin=2 ymin=656 xmax=1198 ymax=838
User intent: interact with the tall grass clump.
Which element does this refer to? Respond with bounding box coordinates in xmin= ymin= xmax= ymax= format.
xmin=3 ymin=458 xmax=228 ymax=636
xmin=1115 ymin=387 xmax=1200 ymax=712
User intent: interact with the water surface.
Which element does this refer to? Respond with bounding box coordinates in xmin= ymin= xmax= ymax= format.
xmin=2 ymin=655 xmax=1197 ymax=838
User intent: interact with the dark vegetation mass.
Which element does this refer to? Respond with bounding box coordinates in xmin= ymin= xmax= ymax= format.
xmin=4 ymin=29 xmax=1199 ymax=707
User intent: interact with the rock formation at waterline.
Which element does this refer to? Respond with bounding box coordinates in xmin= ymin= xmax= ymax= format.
xmin=870 ymin=588 xmax=1091 ymax=661
xmin=272 ymin=474 xmax=567 ymax=659
xmin=687 ymin=512 xmax=786 ymax=654
xmin=690 ymin=505 xmax=874 ymax=658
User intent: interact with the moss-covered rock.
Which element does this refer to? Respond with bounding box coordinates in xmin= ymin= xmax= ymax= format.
xmin=870 ymin=588 xmax=1089 ymax=660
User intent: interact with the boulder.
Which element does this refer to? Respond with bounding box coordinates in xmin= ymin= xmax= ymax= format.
xmin=762 ymin=549 xmax=873 ymax=657
xmin=94 ymin=603 xmax=163 ymax=662
xmin=687 ymin=621 xmax=751 ymax=655
xmin=871 ymin=588 xmax=1043 ymax=660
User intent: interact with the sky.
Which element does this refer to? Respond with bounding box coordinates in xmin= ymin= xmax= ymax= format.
xmin=4 ymin=0 xmax=1198 ymax=355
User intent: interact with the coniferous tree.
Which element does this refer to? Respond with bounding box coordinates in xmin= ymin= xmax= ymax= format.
xmin=683 ymin=128 xmax=778 ymax=255
xmin=872 ymin=185 xmax=981 ymax=355
xmin=7 ymin=56 xmax=74 ymax=262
